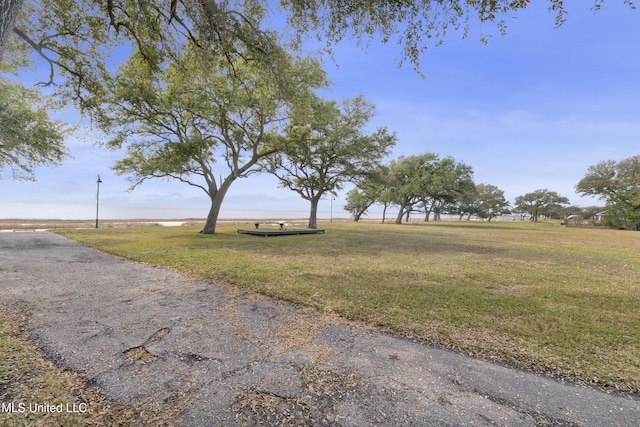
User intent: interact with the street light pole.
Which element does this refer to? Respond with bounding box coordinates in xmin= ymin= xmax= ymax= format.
xmin=95 ymin=175 xmax=102 ymax=229
xmin=330 ymin=196 xmax=334 ymax=223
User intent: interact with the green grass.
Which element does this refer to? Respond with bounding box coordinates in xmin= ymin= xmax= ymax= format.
xmin=57 ymin=220 xmax=640 ymax=394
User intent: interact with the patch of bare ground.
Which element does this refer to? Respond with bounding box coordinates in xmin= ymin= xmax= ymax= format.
xmin=266 ymin=309 xmax=332 ymax=364
xmin=233 ymin=365 xmax=366 ymax=426
xmin=212 ymin=288 xmax=348 ymax=365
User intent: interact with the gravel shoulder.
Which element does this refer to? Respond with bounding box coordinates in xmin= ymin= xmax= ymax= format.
xmin=1 ymin=231 xmax=639 ymax=426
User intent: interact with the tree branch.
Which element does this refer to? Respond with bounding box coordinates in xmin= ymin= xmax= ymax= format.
xmin=12 ymin=27 xmax=82 ymax=87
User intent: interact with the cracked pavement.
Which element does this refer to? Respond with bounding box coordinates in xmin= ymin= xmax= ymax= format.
xmin=1 ymin=231 xmax=639 ymax=426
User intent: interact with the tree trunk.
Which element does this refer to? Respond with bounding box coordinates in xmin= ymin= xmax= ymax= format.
xmin=394 ymin=207 xmax=404 ymax=224
xmin=381 ymin=204 xmax=387 ymax=224
xmin=0 ymin=0 xmax=24 ymax=62
xmin=428 ymin=201 xmax=437 ymax=221
xmin=200 ymin=179 xmax=233 ymax=234
xmin=308 ymin=196 xmax=321 ymax=229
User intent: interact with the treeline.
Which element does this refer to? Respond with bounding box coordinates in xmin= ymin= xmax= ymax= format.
xmin=343 ymin=153 xmax=571 ymax=223
xmin=343 ymin=153 xmax=640 ymax=229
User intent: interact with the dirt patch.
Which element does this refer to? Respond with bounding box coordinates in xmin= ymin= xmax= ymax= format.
xmin=267 ymin=309 xmax=332 ymax=363
xmin=233 ymin=389 xmax=314 ymax=425
xmin=123 ymin=346 xmax=157 ymax=365
xmin=148 ymin=327 xmax=171 ymax=342
xmin=232 ymin=365 xmax=367 ymax=426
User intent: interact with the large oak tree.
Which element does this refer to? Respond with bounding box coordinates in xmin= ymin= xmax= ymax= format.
xmin=474 ymin=183 xmax=511 ymax=221
xmin=266 ymin=95 xmax=395 ymax=229
xmin=107 ymin=39 xmax=326 ymax=234
xmin=385 ymin=153 xmax=438 ymax=224
xmin=419 ymin=156 xmax=474 ymax=221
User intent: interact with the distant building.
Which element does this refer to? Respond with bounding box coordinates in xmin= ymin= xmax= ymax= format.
xmin=592 ymin=211 xmax=608 ymax=223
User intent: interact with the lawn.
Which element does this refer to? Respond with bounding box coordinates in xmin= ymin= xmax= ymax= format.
xmin=57 ymin=220 xmax=640 ymax=394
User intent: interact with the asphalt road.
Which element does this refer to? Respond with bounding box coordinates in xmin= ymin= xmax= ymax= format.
xmin=1 ymin=231 xmax=638 ymax=426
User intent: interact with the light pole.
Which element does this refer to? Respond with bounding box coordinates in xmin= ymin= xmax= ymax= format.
xmin=95 ymin=175 xmax=102 ymax=228
xmin=330 ymin=196 xmax=335 ymax=223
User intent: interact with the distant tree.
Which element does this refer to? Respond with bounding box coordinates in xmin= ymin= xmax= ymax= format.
xmin=475 ymin=183 xmax=510 ymax=221
xmin=448 ymin=183 xmax=510 ymax=221
xmin=447 ymin=183 xmax=479 ymax=220
xmin=267 ymin=95 xmax=396 ymax=229
xmin=108 ymin=40 xmax=327 ymax=234
xmin=541 ymin=202 xmax=568 ymax=220
xmin=344 ymin=189 xmax=374 ymax=222
xmin=576 ymin=155 xmax=640 ymax=229
xmin=343 ymin=165 xmax=389 ymax=222
xmin=514 ymin=189 xmax=569 ymax=222
xmin=0 ymin=78 xmax=68 ymax=180
xmin=386 ymin=153 xmax=439 ymax=224
xmin=419 ymin=156 xmax=474 ymax=221
xmin=376 ymin=173 xmax=397 ymax=224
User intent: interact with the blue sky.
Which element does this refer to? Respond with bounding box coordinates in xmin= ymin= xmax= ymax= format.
xmin=2 ymin=2 xmax=640 ymax=219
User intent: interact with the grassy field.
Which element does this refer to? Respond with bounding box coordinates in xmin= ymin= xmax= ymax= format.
xmin=57 ymin=220 xmax=640 ymax=394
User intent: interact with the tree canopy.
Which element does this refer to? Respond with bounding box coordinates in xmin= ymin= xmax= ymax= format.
xmin=0 ymin=77 xmax=68 ymax=180
xmin=342 ymin=154 xmax=516 ymax=223
xmin=474 ymin=183 xmax=511 ymax=221
xmin=446 ymin=182 xmax=511 ymax=221
xmin=343 ymin=165 xmax=390 ymax=222
xmin=381 ymin=153 xmax=475 ymax=223
xmin=282 ymin=0 xmax=583 ymax=71
xmin=514 ymin=188 xmax=569 ymax=221
xmin=419 ymin=156 xmax=474 ymax=221
xmin=4 ymin=0 xmax=636 ymax=87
